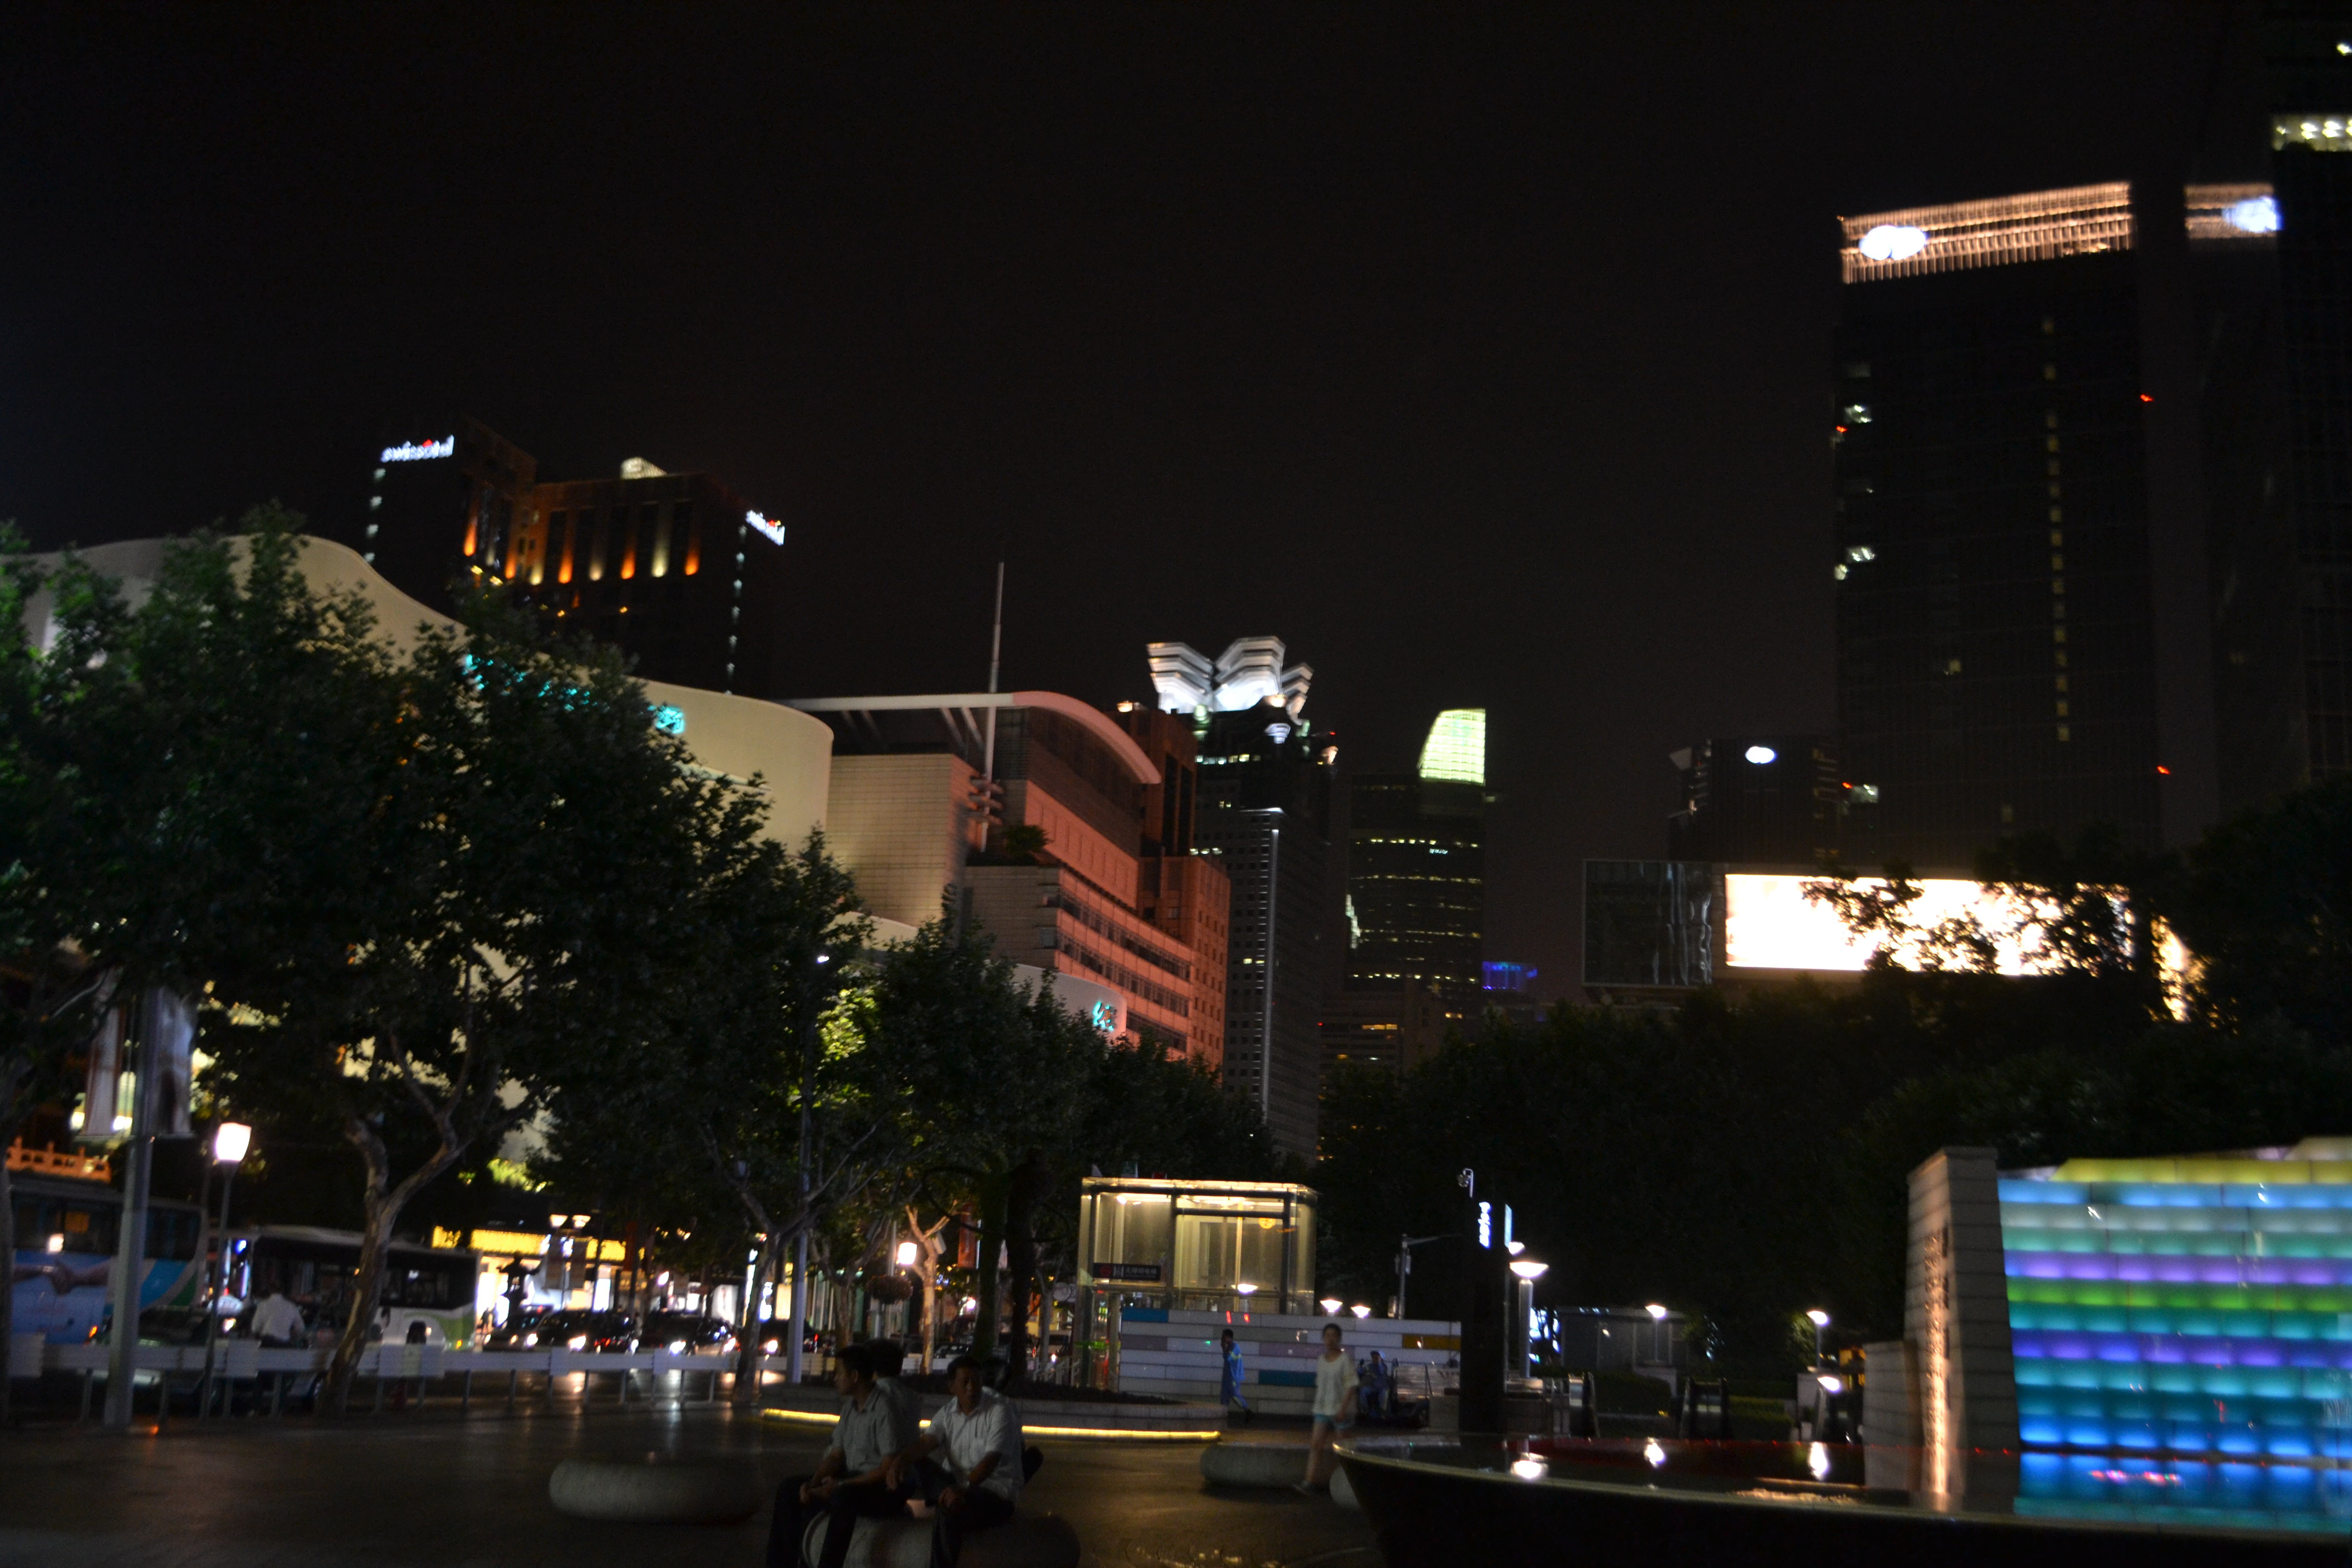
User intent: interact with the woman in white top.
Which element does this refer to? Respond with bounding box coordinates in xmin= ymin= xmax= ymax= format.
xmin=1301 ymin=1322 xmax=1357 ymax=1493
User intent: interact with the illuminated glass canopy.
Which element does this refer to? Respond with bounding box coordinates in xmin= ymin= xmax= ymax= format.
xmin=1417 ymin=708 xmax=1486 ymax=785
xmin=2002 ymin=1142 xmax=2352 ymax=1462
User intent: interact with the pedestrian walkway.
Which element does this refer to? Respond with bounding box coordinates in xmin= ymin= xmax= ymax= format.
xmin=0 ymin=1405 xmax=1378 ymax=1568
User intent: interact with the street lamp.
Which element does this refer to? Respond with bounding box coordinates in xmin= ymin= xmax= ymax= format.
xmin=1645 ymin=1303 xmax=1669 ymax=1320
xmin=1508 ymin=1260 xmax=1548 ymax=1379
xmin=1350 ymin=1304 xmax=1371 ymax=1319
xmin=1319 ymin=1297 xmax=1343 ymax=1316
xmin=1806 ymin=1308 xmax=1830 ymax=1367
xmin=895 ymin=1241 xmax=918 ymax=1268
xmin=203 ymin=1122 xmax=253 ymax=1413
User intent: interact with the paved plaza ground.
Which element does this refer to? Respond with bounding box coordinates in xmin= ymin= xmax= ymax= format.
xmin=0 ymin=1402 xmax=1378 ymax=1568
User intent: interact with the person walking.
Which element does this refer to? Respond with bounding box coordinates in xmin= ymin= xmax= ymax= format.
xmin=1299 ymin=1322 xmax=1357 ymax=1494
xmin=1218 ymin=1328 xmax=1252 ymax=1426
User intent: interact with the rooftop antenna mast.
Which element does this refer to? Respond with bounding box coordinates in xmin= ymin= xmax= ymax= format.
xmin=982 ymin=560 xmax=1005 ymax=782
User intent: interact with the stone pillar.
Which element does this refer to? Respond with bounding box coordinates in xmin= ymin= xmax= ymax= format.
xmin=1904 ymin=1147 xmax=2017 ymax=1497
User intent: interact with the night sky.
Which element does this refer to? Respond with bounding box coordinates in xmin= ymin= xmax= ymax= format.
xmin=2 ymin=3 xmax=2219 ymax=995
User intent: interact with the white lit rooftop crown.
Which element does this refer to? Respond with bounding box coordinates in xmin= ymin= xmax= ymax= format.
xmin=1840 ymin=183 xmax=2133 ymax=283
xmin=1857 ymin=224 xmax=1928 ymax=262
xmin=1145 ymin=638 xmax=1312 ymax=720
xmin=1744 ymin=744 xmax=1777 ymax=765
xmin=1418 ymin=708 xmax=1486 ymax=786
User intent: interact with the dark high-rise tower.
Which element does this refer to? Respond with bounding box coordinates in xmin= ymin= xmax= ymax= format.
xmin=2194 ymin=3 xmax=2352 ymax=811
xmin=342 ymin=417 xmax=536 ymax=607
xmin=1145 ymin=637 xmax=1332 ymax=1158
xmin=1338 ymin=709 xmax=1488 ymax=1022
xmin=510 ymin=459 xmax=791 ymax=697
xmin=1833 ymin=185 xmax=2163 ymax=869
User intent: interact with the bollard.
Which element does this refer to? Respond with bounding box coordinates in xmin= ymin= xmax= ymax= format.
xmin=80 ymin=1368 xmax=94 ymax=1422
xmin=461 ymin=1368 xmax=472 ymax=1413
xmin=507 ymin=1368 xmax=518 ymax=1411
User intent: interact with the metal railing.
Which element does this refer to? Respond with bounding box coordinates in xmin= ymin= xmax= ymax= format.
xmin=13 ymin=1339 xmax=766 ymax=1421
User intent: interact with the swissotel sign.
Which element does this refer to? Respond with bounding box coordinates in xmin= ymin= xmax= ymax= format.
xmin=381 ymin=436 xmax=456 ymax=462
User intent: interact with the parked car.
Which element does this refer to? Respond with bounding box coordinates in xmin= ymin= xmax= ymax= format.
xmin=640 ymin=1311 xmax=736 ymax=1354
xmin=488 ymin=1309 xmax=636 ymax=1352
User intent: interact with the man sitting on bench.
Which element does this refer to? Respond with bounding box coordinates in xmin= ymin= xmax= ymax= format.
xmin=767 ymin=1341 xmax=920 ymax=1568
xmin=886 ymin=1356 xmax=1024 ymax=1568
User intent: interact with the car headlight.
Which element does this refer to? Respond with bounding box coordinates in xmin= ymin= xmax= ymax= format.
xmin=568 ymin=1335 xmax=588 ymax=1350
xmin=668 ymin=1339 xmax=688 ymax=1354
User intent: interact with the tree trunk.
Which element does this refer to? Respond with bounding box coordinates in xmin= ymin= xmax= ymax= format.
xmin=969 ymin=1170 xmax=1011 ymax=1364
xmin=326 ymin=1114 xmax=458 ymax=1412
xmin=730 ymin=1234 xmax=768 ymax=1406
xmin=1001 ymin=1152 xmax=1046 ymax=1387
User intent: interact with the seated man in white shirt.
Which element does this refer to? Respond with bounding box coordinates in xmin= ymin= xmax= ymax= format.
xmin=885 ymin=1356 xmax=1022 ymax=1568
xmin=767 ymin=1342 xmax=920 ymax=1568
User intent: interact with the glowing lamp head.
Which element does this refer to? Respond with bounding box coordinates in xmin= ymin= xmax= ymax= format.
xmin=212 ymin=1121 xmax=253 ymax=1164
xmin=895 ymin=1241 xmax=919 ymax=1268
xmin=1319 ymin=1297 xmax=1344 ymax=1316
xmin=1817 ymin=1375 xmax=1844 ymax=1395
xmin=1806 ymin=1309 xmax=1830 ymax=1328
xmin=1744 ymin=744 xmax=1777 ymax=765
xmin=1510 ymin=1457 xmax=1547 ymax=1480
xmin=1235 ymin=1283 xmax=1258 ymax=1297
xmin=1857 ymin=224 xmax=1929 ymax=262
xmin=1645 ymin=1303 xmax=1669 ymax=1321
xmin=1351 ymin=1304 xmax=1372 ymax=1319
xmin=1510 ymin=1260 xmax=1549 ymax=1280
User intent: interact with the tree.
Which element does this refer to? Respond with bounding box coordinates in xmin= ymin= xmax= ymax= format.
xmin=0 ymin=536 xmax=134 ymax=1416
xmin=2174 ymin=776 xmax=2352 ymax=1046
xmin=541 ymin=828 xmax=877 ymax=1401
xmin=19 ymin=514 xmax=723 ymax=1407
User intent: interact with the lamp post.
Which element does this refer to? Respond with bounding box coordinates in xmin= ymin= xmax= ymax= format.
xmin=1806 ymin=1308 xmax=1830 ymax=1368
xmin=198 ymin=1122 xmax=251 ymax=1416
xmin=1395 ymin=1233 xmax=1449 ymax=1320
xmin=1508 ymin=1259 xmax=1548 ymax=1379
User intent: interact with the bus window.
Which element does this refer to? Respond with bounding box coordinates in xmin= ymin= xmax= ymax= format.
xmin=142 ymin=1209 xmax=200 ymax=1261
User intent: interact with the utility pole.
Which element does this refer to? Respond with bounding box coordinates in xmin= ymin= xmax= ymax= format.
xmin=981 ymin=560 xmax=1005 ymax=784
xmin=103 ymin=993 xmax=162 ymax=1428
xmin=784 ymin=952 xmax=832 ymax=1388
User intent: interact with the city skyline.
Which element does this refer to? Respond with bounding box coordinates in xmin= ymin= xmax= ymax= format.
xmin=0 ymin=3 xmax=2233 ymax=997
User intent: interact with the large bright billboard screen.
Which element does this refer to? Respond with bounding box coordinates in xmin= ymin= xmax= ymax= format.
xmin=1722 ymin=873 xmax=2079 ymax=976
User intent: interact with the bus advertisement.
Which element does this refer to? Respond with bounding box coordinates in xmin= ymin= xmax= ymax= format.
xmin=9 ymin=1174 xmax=204 ymax=1344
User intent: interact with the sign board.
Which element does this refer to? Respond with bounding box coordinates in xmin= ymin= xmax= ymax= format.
xmin=1090 ymin=1261 xmax=1163 ymax=1283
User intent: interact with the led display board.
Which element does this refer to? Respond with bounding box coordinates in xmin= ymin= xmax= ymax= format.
xmin=1723 ymin=872 xmax=2083 ymax=976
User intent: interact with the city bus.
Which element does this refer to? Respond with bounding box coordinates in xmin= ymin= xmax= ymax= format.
xmin=234 ymin=1226 xmax=480 ymax=1347
xmin=9 ymin=1170 xmax=205 ymax=1343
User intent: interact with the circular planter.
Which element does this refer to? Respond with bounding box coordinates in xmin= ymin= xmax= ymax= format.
xmin=547 ymin=1455 xmax=760 ymax=1524
xmin=1199 ymin=1442 xmax=1310 ymax=1488
xmin=798 ymin=1511 xmax=1080 ymax=1568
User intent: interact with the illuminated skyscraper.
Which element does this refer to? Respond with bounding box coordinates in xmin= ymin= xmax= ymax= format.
xmin=1336 ymin=708 xmax=1488 ymax=1024
xmin=2193 ymin=7 xmax=2352 ymax=810
xmin=345 ymin=425 xmax=793 ymax=699
xmin=1834 ymin=185 xmax=2163 ymax=868
xmin=1147 ymin=637 xmax=1334 ymax=1158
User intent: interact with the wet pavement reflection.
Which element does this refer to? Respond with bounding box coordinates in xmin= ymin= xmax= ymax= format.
xmin=0 ymin=1405 xmax=1379 ymax=1568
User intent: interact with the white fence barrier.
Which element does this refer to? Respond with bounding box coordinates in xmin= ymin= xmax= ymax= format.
xmin=11 ymin=1340 xmax=767 ymax=1419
